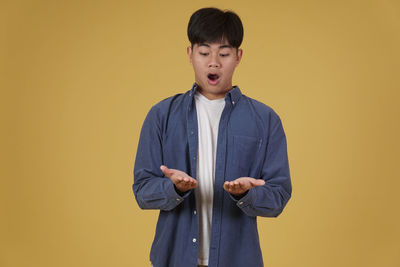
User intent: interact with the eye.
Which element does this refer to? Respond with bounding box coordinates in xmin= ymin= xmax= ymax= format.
xmin=199 ymin=52 xmax=209 ymax=56
xmin=220 ymin=53 xmax=230 ymax=57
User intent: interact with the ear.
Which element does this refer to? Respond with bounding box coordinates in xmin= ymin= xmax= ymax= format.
xmin=187 ymin=46 xmax=193 ymax=64
xmin=235 ymin=48 xmax=243 ymax=66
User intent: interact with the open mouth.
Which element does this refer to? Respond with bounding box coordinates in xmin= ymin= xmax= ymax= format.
xmin=208 ymin=73 xmax=219 ymax=81
xmin=207 ymin=73 xmax=220 ymax=85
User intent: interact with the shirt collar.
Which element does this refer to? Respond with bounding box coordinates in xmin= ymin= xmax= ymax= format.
xmin=188 ymin=82 xmax=242 ymax=106
xmin=226 ymin=85 xmax=242 ymax=105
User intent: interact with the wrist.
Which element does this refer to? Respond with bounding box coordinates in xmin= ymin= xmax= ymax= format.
xmin=174 ymin=185 xmax=186 ymax=196
xmin=231 ymin=190 xmax=248 ymax=200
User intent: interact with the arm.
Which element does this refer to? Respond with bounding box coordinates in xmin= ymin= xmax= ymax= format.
xmin=132 ymin=106 xmax=196 ymax=211
xmin=224 ymin=113 xmax=292 ymax=217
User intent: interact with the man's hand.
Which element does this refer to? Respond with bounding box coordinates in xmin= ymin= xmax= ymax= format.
xmin=160 ymin=165 xmax=198 ymax=193
xmin=223 ymin=177 xmax=265 ymax=196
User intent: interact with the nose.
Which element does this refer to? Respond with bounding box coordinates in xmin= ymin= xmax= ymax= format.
xmin=208 ymin=54 xmax=220 ymax=68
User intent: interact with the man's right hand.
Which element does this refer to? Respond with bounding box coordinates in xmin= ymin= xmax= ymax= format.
xmin=160 ymin=165 xmax=198 ymax=193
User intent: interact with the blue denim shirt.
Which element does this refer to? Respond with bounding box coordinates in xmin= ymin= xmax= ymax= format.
xmin=133 ymin=83 xmax=292 ymax=267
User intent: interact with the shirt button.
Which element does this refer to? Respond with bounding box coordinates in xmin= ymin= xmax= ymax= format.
xmin=232 ymin=101 xmax=235 ymax=105
xmin=193 ymin=156 xmax=196 ymax=160
xmin=190 ymin=131 xmax=194 ymax=135
xmin=192 ymin=238 xmax=197 ymax=243
xmin=176 ymin=198 xmax=181 ymax=201
xmin=239 ymin=201 xmax=243 ymax=205
xmin=193 ymin=210 xmax=197 ymax=215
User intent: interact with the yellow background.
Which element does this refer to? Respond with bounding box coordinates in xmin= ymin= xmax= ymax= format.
xmin=2 ymin=0 xmax=400 ymax=266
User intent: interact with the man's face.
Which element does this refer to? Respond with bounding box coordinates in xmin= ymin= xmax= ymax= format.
xmin=187 ymin=39 xmax=243 ymax=100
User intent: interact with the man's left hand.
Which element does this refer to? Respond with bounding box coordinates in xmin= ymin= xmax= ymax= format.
xmin=223 ymin=177 xmax=265 ymax=196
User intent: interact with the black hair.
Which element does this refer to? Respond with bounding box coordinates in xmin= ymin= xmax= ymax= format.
xmin=187 ymin=7 xmax=244 ymax=49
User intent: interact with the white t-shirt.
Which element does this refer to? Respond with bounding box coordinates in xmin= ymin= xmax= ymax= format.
xmin=194 ymin=91 xmax=226 ymax=266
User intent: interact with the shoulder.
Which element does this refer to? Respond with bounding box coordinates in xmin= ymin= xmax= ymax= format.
xmin=147 ymin=90 xmax=188 ymax=114
xmin=151 ymin=93 xmax=184 ymax=111
xmin=242 ymin=95 xmax=282 ymax=124
xmin=144 ymin=91 xmax=188 ymax=125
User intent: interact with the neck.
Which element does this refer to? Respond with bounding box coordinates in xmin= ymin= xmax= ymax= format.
xmin=196 ymin=85 xmax=233 ymax=100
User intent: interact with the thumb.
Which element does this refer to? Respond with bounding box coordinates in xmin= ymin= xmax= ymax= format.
xmin=250 ymin=179 xmax=265 ymax=187
xmin=160 ymin=165 xmax=172 ymax=176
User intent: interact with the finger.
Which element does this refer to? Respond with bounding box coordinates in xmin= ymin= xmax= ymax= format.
xmin=223 ymin=182 xmax=230 ymax=191
xmin=223 ymin=182 xmax=229 ymax=191
xmin=182 ymin=178 xmax=194 ymax=188
xmin=184 ymin=178 xmax=192 ymax=187
xmin=225 ymin=182 xmax=232 ymax=191
xmin=225 ymin=184 xmax=231 ymax=191
xmin=233 ymin=181 xmax=240 ymax=190
xmin=182 ymin=180 xmax=197 ymax=191
xmin=250 ymin=179 xmax=266 ymax=187
xmin=160 ymin=165 xmax=172 ymax=176
xmin=174 ymin=177 xmax=184 ymax=184
xmin=160 ymin=165 xmax=168 ymax=172
xmin=238 ymin=181 xmax=246 ymax=190
xmin=230 ymin=182 xmax=236 ymax=190
xmin=190 ymin=181 xmax=197 ymax=189
xmin=230 ymin=185 xmax=237 ymax=192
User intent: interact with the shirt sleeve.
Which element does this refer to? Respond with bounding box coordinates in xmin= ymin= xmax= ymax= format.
xmin=132 ymin=105 xmax=192 ymax=211
xmin=229 ymin=112 xmax=292 ymax=217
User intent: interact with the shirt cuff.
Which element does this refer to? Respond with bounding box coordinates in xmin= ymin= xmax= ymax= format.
xmin=164 ymin=179 xmax=192 ymax=210
xmin=228 ymin=187 xmax=256 ymax=209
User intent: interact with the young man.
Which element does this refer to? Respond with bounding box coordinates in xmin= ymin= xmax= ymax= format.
xmin=133 ymin=7 xmax=292 ymax=267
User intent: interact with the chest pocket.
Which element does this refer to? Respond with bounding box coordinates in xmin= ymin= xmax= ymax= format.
xmin=232 ymin=135 xmax=262 ymax=177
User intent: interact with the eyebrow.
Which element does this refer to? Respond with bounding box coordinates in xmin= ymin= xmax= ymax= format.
xmin=198 ymin=43 xmax=233 ymax=49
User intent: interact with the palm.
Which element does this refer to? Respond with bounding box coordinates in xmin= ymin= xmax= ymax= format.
xmin=160 ymin=165 xmax=198 ymax=193
xmin=223 ymin=177 xmax=265 ymax=196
